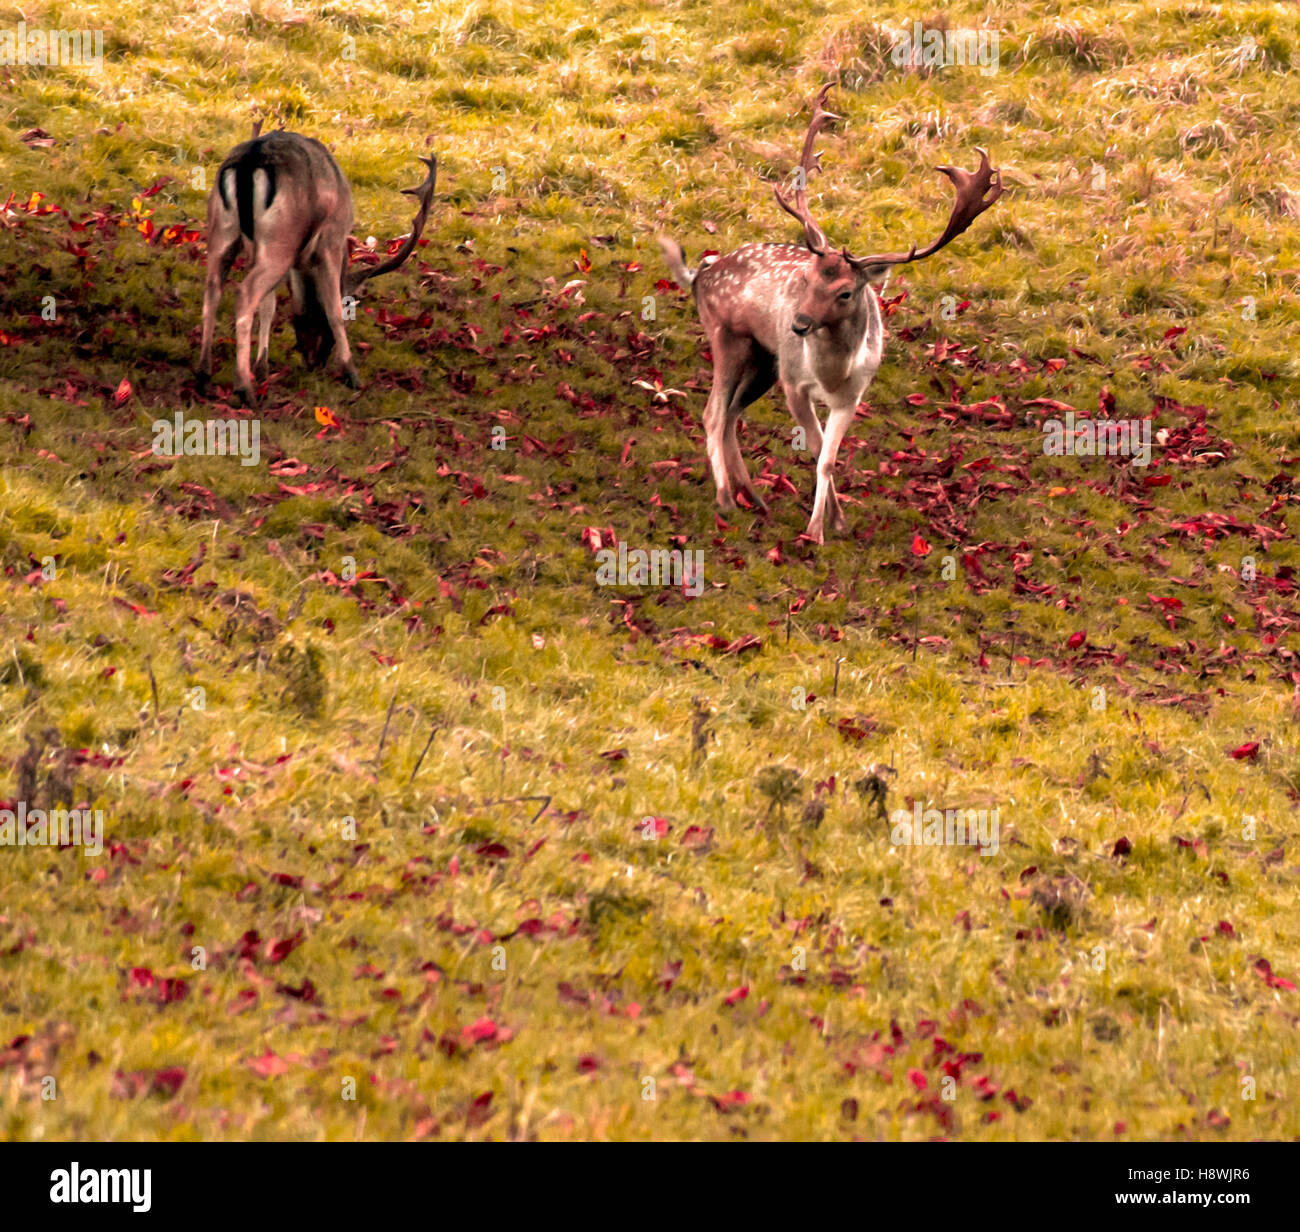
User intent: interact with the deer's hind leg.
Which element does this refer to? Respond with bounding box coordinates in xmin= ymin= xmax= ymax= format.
xmin=196 ymin=234 xmax=242 ymax=393
xmin=720 ymin=343 xmax=775 ymax=513
xmin=701 ymin=329 xmax=773 ymax=512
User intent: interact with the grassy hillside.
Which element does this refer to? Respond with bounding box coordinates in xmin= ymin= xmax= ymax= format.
xmin=1 ymin=0 xmax=1299 ymax=1140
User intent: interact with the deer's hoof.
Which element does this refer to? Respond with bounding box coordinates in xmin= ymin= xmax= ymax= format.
xmin=254 ymin=357 xmax=270 ymax=381
xmin=343 ymin=368 xmax=361 ymax=390
xmin=194 ymin=369 xmax=210 ymax=395
xmin=234 ymin=386 xmax=259 ymax=409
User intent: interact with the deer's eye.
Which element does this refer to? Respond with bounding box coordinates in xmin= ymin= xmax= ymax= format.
xmin=837 ymin=290 xmax=853 ymax=301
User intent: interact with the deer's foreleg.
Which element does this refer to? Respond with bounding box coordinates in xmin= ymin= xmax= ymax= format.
xmin=806 ymin=400 xmax=856 ymax=544
xmin=785 ymin=384 xmax=844 ymax=533
xmin=307 ymin=242 xmax=359 ymax=388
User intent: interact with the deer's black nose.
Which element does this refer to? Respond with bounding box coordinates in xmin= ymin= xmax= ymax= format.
xmin=792 ymin=315 xmax=813 ymax=336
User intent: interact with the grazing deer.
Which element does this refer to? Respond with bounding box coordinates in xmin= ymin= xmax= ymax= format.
xmin=197 ymin=125 xmax=436 ymax=404
xmin=658 ymin=85 xmax=1003 ymax=543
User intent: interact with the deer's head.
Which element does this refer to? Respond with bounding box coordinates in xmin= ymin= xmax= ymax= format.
xmin=774 ymin=84 xmax=1004 ymax=338
xmin=791 ymin=251 xmax=866 ymax=336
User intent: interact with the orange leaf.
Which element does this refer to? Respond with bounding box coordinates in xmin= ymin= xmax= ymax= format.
xmin=314 ymin=405 xmax=340 ymax=429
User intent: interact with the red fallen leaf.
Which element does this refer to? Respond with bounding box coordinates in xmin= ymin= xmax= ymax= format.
xmin=599 ymin=747 xmax=628 ymax=761
xmin=112 ymin=597 xmax=156 ymax=618
xmin=907 ymin=1068 xmax=928 ymax=1091
xmin=1217 ymin=921 xmax=1236 ymax=938
xmin=148 ymin=1066 xmax=186 ymax=1097
xmin=1066 ymin=630 xmax=1087 ymax=649
xmin=113 ymin=378 xmax=132 ymax=405
xmin=1229 ymin=741 xmax=1260 ymax=762
xmin=276 ymin=978 xmax=318 ymax=1002
xmin=236 ymin=929 xmax=262 ymax=961
xmin=466 ymin=1090 xmax=494 ymax=1127
xmin=129 ymin=967 xmax=155 ymax=990
xmin=1205 ymin=1108 xmax=1230 ymax=1129
xmin=462 ymin=1017 xmax=511 ymax=1045
xmin=636 ymin=817 xmax=670 ymax=838
xmin=841 ymin=1097 xmax=859 ymax=1120
xmin=1163 ymin=326 xmax=1188 ymax=342
xmin=717 ymin=635 xmax=762 ymax=654
xmin=576 ymin=1054 xmax=600 ymax=1073
xmin=264 ymin=931 xmax=304 ymax=963
xmin=911 ymin=533 xmax=932 ymax=557
xmin=1147 ymin=594 xmax=1182 ymax=610
xmin=156 ymin=978 xmax=188 ymax=1004
xmin=113 ymin=1067 xmax=185 ymax=1099
xmin=576 ymin=248 xmax=592 ymax=273
xmin=248 ymin=1050 xmax=291 ymax=1078
xmin=1111 ymin=836 xmax=1133 ymax=858
xmin=1254 ymin=958 xmax=1296 ymax=991
xmin=681 ymin=824 xmax=714 ymax=851
xmin=723 ymin=985 xmax=749 ymax=1007
xmin=1143 ymin=474 xmax=1172 ymax=487
xmin=709 ymin=1089 xmax=752 ymax=1111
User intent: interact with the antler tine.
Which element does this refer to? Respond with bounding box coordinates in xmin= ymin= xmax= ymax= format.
xmin=847 ymin=147 xmax=1004 ymax=272
xmin=772 ymin=83 xmax=841 ymax=254
xmin=344 ymin=152 xmax=438 ymax=294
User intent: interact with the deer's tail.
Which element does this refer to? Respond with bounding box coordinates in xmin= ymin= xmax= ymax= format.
xmin=217 ymin=136 xmax=278 ymax=242
xmin=656 ymin=234 xmax=696 ymax=291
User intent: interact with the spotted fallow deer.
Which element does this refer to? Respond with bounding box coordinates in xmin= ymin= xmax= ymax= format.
xmin=658 ymin=85 xmax=1003 ymax=543
xmin=197 ymin=124 xmax=437 ymax=404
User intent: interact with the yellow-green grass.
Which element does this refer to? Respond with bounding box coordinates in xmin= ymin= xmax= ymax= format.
xmin=1 ymin=0 xmax=1298 ymax=1139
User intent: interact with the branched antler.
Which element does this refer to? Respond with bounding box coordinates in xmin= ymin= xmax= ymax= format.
xmin=343 ymin=153 xmax=438 ymax=294
xmin=772 ymin=84 xmax=841 ymax=254
xmin=847 ymin=148 xmax=1003 ymax=272
xmin=771 ymin=84 xmax=1004 ymax=272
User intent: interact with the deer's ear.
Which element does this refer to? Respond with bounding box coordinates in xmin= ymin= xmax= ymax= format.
xmin=856 ymin=262 xmax=893 ymax=284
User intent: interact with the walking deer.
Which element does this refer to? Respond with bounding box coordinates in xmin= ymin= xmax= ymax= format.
xmin=658 ymin=85 xmax=1003 ymax=543
xmin=197 ymin=126 xmax=437 ymax=404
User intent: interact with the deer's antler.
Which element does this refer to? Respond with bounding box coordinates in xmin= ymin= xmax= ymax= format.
xmin=846 ymin=148 xmax=1003 ymax=272
xmin=343 ymin=153 xmax=438 ymax=294
xmin=772 ymin=84 xmax=841 ymax=255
